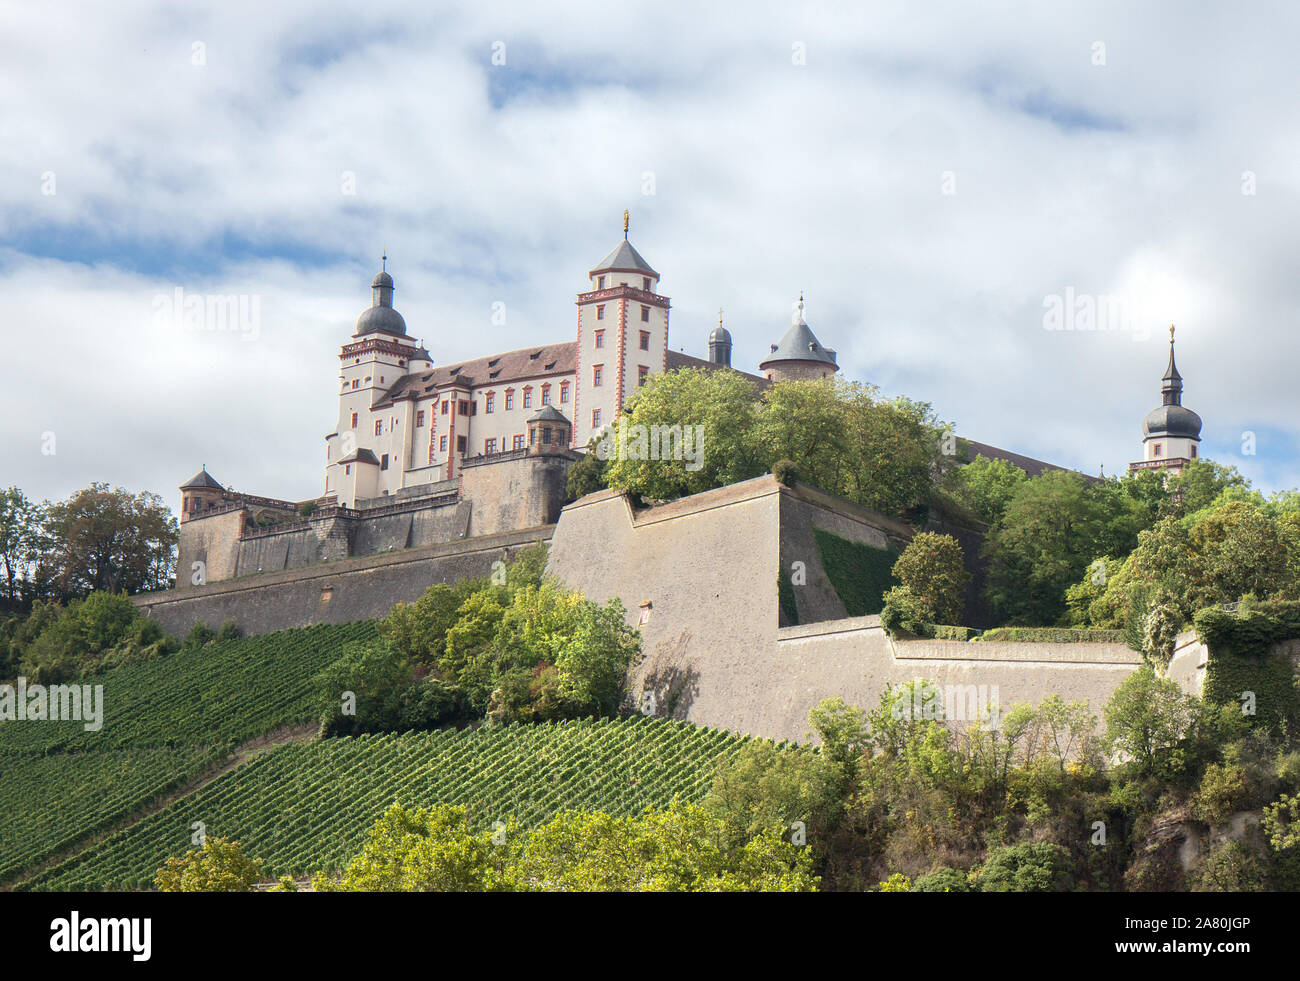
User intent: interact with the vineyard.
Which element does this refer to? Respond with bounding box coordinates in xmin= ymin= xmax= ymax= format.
xmin=0 ymin=621 xmax=376 ymax=754
xmin=0 ymin=747 xmax=221 ymax=882
xmin=0 ymin=621 xmax=376 ymax=886
xmin=23 ymin=716 xmax=754 ymax=890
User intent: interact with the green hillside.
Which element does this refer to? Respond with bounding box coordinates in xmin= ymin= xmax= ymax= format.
xmin=23 ymin=716 xmax=749 ymax=890
xmin=0 ymin=621 xmax=376 ymax=885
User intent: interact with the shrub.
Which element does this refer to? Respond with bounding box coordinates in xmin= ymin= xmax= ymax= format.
xmin=772 ymin=459 xmax=800 ymax=487
xmin=1192 ymin=840 xmax=1265 ymax=892
xmin=912 ymin=867 xmax=972 ymax=892
xmin=880 ymin=586 xmax=927 ymax=638
xmin=183 ymin=621 xmax=216 ymax=650
xmin=973 ymin=842 xmax=1075 ymax=892
xmin=216 ymin=620 xmax=241 ymax=643
xmin=891 ymin=532 xmax=969 ymax=625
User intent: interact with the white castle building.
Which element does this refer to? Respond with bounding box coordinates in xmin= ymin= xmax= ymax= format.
xmin=322 ymin=213 xmax=793 ymax=508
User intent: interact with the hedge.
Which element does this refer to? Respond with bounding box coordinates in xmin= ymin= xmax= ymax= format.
xmin=973 ymin=627 xmax=1126 ymax=644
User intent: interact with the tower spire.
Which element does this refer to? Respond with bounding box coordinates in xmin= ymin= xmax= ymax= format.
xmin=1162 ymin=323 xmax=1183 ymax=405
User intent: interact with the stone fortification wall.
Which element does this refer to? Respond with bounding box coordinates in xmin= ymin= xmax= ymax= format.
xmin=546 ymin=476 xmax=1153 ymax=744
xmin=135 ymin=526 xmax=552 ymax=637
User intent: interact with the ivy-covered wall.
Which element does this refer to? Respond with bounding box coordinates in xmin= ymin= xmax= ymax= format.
xmin=813 ymin=527 xmax=899 ymax=617
xmin=1194 ymin=601 xmax=1300 ymax=731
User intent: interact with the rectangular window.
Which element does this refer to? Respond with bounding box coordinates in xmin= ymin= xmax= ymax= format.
xmin=345 ymin=464 xmax=351 ymax=475
xmin=439 ymin=435 xmax=448 ymax=452
xmin=375 ymin=420 xmax=383 ymax=436
xmin=560 ymin=383 xmax=569 ymax=403
xmin=598 ymin=275 xmax=606 ymax=289
xmin=458 ymin=400 xmax=469 ymax=416
xmin=640 ymin=306 xmax=649 ymax=323
xmin=457 ymin=435 xmax=467 ymax=453
xmin=485 ymin=393 xmax=494 ymax=413
xmin=513 ymin=434 xmax=524 ymax=451
xmin=643 ymin=277 xmax=651 ymax=291
xmin=1191 ymin=445 xmax=1198 ymax=458
xmin=380 ymin=454 xmax=389 ymax=471
xmin=594 ymin=329 xmax=605 ymax=348
xmin=351 ymin=380 xmax=359 ymax=389
xmin=523 ymin=389 xmax=532 ymax=408
xmin=485 ymin=438 xmax=497 ymax=454
xmin=639 ymin=330 xmax=649 ymax=350
xmin=1153 ymin=443 xmax=1163 ymax=457
xmin=416 ymin=410 xmax=426 ymax=427
xmin=592 ymin=409 xmax=601 ymax=428
xmin=441 ymin=400 xmax=449 ymax=415
xmin=350 ymin=412 xmax=358 ymax=428
xmin=542 ymin=426 xmax=552 ymax=445
xmin=592 ymin=365 xmax=603 ymax=387
xmin=638 ymin=365 xmax=649 ymax=386
xmin=596 ymin=305 xmax=605 ymax=321
xmin=541 ymin=387 xmax=551 ymax=405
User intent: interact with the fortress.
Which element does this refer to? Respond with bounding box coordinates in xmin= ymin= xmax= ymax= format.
xmin=153 ymin=218 xmax=1214 ymax=742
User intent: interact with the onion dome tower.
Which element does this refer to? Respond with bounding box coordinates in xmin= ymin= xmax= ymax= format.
xmin=708 ymin=309 xmax=732 ymax=367
xmin=1129 ymin=325 xmax=1202 ymax=476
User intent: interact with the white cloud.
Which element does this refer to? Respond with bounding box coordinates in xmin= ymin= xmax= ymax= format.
xmin=2 ymin=0 xmax=1297 ymax=504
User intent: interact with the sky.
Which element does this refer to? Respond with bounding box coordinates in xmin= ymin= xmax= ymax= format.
xmin=3 ymin=0 xmax=1298 ymax=508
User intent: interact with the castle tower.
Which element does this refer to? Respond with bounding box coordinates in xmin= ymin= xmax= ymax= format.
xmin=572 ymin=212 xmax=670 ymax=447
xmin=1128 ymin=326 xmax=1202 ymax=476
xmin=759 ymin=295 xmax=838 ymax=382
xmin=709 ymin=310 xmax=732 ymax=367
xmin=179 ymin=467 xmax=225 ymax=522
xmin=324 ymin=257 xmax=432 ymax=505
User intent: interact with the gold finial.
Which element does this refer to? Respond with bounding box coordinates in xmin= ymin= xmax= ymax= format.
xmin=623 ymin=209 xmax=629 ymax=239
xmin=718 ymin=307 xmax=724 ymax=326
xmin=1169 ymin=323 xmax=1175 ymax=343
xmin=381 ymin=248 xmax=387 ymax=273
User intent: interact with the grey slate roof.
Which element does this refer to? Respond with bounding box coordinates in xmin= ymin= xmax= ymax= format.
xmin=337 ymin=448 xmax=381 ymax=466
xmin=1142 ymin=404 xmax=1202 ymax=439
xmin=759 ymin=318 xmax=838 ymax=368
xmin=355 ymin=304 xmax=407 ymax=337
xmin=374 ymin=342 xmax=579 ymax=407
xmin=180 ymin=468 xmax=224 ymax=490
xmin=666 ymin=349 xmax=767 ymax=385
xmin=590 ymin=239 xmax=657 ymax=277
xmin=528 ymin=405 xmax=570 ymax=424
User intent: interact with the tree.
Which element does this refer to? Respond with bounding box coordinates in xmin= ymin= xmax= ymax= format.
xmin=1103 ymin=666 xmax=1199 ymax=779
xmin=0 ymin=488 xmax=39 ymax=608
xmin=604 ymin=367 xmax=763 ymax=500
xmin=891 ymin=532 xmax=969 ymax=625
xmin=154 ymin=837 xmax=264 ymax=892
xmin=313 ymin=803 xmax=518 ymax=892
xmin=316 ymin=800 xmax=818 ymax=892
xmin=42 ymin=484 xmax=177 ymax=598
xmin=1166 ymin=459 xmax=1250 ymax=517
xmin=983 ymin=470 xmax=1112 ymax=625
xmin=565 ymin=439 xmax=609 ymax=500
xmin=944 ymin=454 xmax=1027 ymax=525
